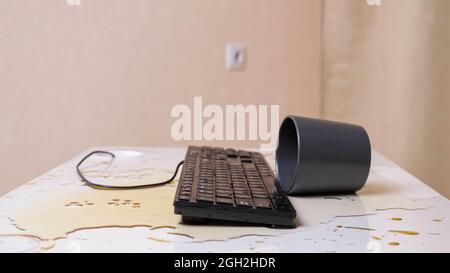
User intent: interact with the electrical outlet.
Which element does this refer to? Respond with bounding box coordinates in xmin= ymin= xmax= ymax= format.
xmin=226 ymin=43 xmax=246 ymax=70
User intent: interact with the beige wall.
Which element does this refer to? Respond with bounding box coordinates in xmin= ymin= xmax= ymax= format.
xmin=0 ymin=0 xmax=322 ymax=194
xmin=323 ymin=0 xmax=450 ymax=198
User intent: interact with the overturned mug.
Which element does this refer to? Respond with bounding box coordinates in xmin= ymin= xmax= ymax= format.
xmin=275 ymin=116 xmax=371 ymax=195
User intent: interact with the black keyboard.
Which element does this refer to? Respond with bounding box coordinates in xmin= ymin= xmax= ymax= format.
xmin=173 ymin=146 xmax=296 ymax=227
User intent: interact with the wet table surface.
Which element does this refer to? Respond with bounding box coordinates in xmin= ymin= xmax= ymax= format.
xmin=0 ymin=147 xmax=449 ymax=253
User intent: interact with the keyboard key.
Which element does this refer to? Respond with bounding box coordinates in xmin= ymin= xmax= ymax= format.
xmin=239 ymin=151 xmax=251 ymax=158
xmin=235 ymin=194 xmax=251 ymax=199
xmin=274 ymin=203 xmax=290 ymax=211
xmin=262 ymin=175 xmax=276 ymax=188
xmin=253 ymin=193 xmax=268 ymax=198
xmin=251 ymin=190 xmax=266 ymax=195
xmin=254 ymin=198 xmax=271 ymax=209
xmin=198 ymin=192 xmax=214 ymax=198
xmin=236 ymin=198 xmax=253 ymax=207
xmin=198 ymin=189 xmax=213 ymax=194
xmin=197 ymin=195 xmax=214 ymax=203
xmin=179 ymin=194 xmax=190 ymax=201
xmin=217 ymin=192 xmax=232 ymax=198
xmin=270 ymin=193 xmax=284 ymax=200
xmin=216 ymin=197 xmax=234 ymax=205
xmin=226 ymin=149 xmax=238 ymax=157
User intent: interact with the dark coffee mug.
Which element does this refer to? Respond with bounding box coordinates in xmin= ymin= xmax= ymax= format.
xmin=275 ymin=116 xmax=371 ymax=195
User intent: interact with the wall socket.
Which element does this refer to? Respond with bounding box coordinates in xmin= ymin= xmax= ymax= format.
xmin=226 ymin=43 xmax=246 ymax=71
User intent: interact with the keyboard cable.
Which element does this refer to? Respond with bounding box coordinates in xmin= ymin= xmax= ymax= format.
xmin=76 ymin=150 xmax=184 ymax=190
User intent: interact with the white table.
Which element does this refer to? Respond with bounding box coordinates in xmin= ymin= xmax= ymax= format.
xmin=0 ymin=147 xmax=448 ymax=253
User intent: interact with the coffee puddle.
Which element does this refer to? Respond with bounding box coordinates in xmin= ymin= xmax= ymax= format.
xmin=0 ymin=164 xmax=281 ymax=250
xmin=0 ymin=149 xmax=442 ymax=252
xmin=343 ymin=226 xmax=376 ymax=231
xmin=388 ymin=230 xmax=419 ymax=236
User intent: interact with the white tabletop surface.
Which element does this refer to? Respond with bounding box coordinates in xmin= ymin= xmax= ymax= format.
xmin=0 ymin=147 xmax=448 ymax=253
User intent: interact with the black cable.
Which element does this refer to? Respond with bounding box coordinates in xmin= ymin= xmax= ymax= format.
xmin=76 ymin=150 xmax=184 ymax=190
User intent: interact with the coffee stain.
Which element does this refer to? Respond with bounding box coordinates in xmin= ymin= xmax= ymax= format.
xmin=40 ymin=240 xmax=56 ymax=250
xmin=151 ymin=225 xmax=176 ymax=230
xmin=376 ymin=207 xmax=432 ymax=212
xmin=64 ymin=224 xmax=155 ymax=238
xmin=229 ymin=234 xmax=275 ymax=240
xmin=168 ymin=232 xmax=194 ymax=239
xmin=65 ymin=202 xmax=83 ymax=208
xmin=0 ymin=234 xmax=43 ymax=253
xmin=343 ymin=226 xmax=376 ymax=231
xmin=6 ymin=217 xmax=26 ymax=232
xmin=334 ymin=213 xmax=377 ymax=218
xmin=148 ymin=236 xmax=171 ymax=243
xmin=388 ymin=230 xmax=419 ymax=236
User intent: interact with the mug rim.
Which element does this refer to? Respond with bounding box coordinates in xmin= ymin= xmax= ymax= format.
xmin=276 ymin=116 xmax=301 ymax=193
